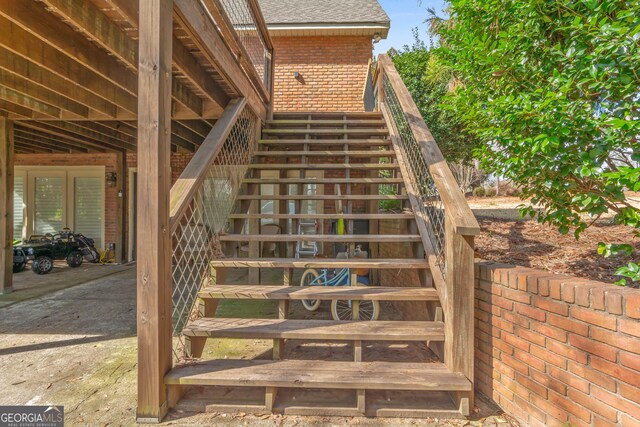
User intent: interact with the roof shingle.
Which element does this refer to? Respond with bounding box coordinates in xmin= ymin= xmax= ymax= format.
xmin=257 ymin=0 xmax=390 ymax=26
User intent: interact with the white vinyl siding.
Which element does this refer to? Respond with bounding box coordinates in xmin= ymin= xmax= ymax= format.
xmin=13 ymin=175 xmax=25 ymax=241
xmin=34 ymin=176 xmax=64 ymax=235
xmin=73 ymin=176 xmax=104 ymax=249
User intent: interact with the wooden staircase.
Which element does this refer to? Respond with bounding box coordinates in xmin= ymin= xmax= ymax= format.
xmin=164 ymin=112 xmax=473 ymax=419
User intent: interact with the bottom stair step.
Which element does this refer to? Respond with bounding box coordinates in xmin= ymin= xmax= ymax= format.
xmin=182 ymin=318 xmax=445 ymax=341
xmin=165 ymin=359 xmax=471 ymax=392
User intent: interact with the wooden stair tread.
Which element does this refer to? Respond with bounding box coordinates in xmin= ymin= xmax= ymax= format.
xmin=219 ymin=234 xmax=420 ymax=242
xmin=228 ymin=213 xmax=414 ymax=220
xmin=259 ymin=139 xmax=391 ymax=145
xmin=236 ymin=194 xmax=407 ymax=201
xmin=165 ymin=360 xmax=471 ymax=391
xmin=242 ymin=178 xmax=403 ymax=184
xmin=210 ymin=258 xmax=428 ymax=268
xmin=267 ymin=120 xmax=386 ymax=125
xmin=199 ymin=285 xmax=439 ymax=301
xmin=249 ymin=163 xmax=399 ymax=170
xmin=254 ymin=150 xmax=395 ymax=157
xmin=262 ymin=129 xmax=388 ymax=135
xmin=183 ymin=318 xmax=445 ymax=341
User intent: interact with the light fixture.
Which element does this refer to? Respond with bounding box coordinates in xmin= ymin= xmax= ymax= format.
xmin=372 ymin=32 xmax=382 ymax=44
xmin=106 ymin=172 xmax=117 ymax=187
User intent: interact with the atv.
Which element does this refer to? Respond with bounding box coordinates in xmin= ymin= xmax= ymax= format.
xmin=21 ymin=231 xmax=100 ymax=275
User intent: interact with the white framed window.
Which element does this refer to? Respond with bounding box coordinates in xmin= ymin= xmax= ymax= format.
xmin=15 ymin=166 xmax=105 ymax=249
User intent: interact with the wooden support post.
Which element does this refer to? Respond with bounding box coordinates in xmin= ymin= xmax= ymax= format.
xmin=136 ymin=0 xmax=173 ymax=422
xmin=265 ymin=387 xmax=278 ymax=412
xmin=186 ymin=298 xmax=219 ymax=359
xmin=0 ymin=118 xmax=13 ymax=295
xmin=273 ymin=300 xmax=289 ymax=359
xmin=116 ymin=150 xmax=127 ymax=263
xmin=444 ymin=215 xmax=475 ymax=411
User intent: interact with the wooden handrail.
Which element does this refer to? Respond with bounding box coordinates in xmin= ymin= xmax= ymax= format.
xmin=200 ymin=0 xmax=271 ymax=104
xmin=377 ymin=54 xmax=480 ymax=236
xmin=169 ymin=98 xmax=247 ymax=231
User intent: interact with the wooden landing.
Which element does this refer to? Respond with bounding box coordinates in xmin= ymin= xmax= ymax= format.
xmin=198 ymin=285 xmax=439 ymax=301
xmin=218 ymin=234 xmax=420 ymax=243
xmin=209 ymin=258 xmax=429 ymax=269
xmin=165 ymin=360 xmax=471 ymax=391
xmin=183 ymin=318 xmax=445 ymax=341
xmin=228 ymin=213 xmax=414 ymax=220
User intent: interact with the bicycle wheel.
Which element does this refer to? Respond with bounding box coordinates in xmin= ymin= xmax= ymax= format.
xmin=331 ymin=299 xmax=380 ymax=321
xmin=299 ymin=268 xmax=321 ymax=311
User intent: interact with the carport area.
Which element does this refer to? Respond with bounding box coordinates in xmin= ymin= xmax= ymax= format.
xmin=1 ymin=261 xmax=131 ymax=309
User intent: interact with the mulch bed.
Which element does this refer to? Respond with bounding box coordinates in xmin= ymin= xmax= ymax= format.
xmin=475 ymin=217 xmax=639 ymax=286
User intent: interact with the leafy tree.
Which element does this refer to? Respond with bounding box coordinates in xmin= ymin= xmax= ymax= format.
xmin=390 ymin=32 xmax=476 ymax=165
xmin=431 ymin=0 xmax=640 ymax=285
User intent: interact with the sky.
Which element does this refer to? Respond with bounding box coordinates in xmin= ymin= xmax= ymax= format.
xmin=373 ymin=0 xmax=447 ymax=55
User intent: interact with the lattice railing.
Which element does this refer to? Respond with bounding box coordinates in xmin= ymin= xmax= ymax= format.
xmin=217 ymin=0 xmax=271 ymax=92
xmin=170 ymin=105 xmax=258 ymax=360
xmin=382 ymin=73 xmax=446 ymax=274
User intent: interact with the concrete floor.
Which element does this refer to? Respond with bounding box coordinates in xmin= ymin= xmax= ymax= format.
xmin=0 ymin=266 xmax=511 ymax=426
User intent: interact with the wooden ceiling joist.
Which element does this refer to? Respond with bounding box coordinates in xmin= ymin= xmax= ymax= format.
xmin=0 ymin=48 xmax=120 ymax=118
xmin=18 ymin=121 xmax=133 ymax=152
xmin=14 ymin=135 xmax=86 ymax=153
xmin=0 ymin=99 xmax=34 ymax=119
xmin=0 ymin=84 xmax=60 ymax=118
xmin=0 ymin=69 xmax=89 ymax=118
xmin=14 ymin=127 xmax=99 ymax=153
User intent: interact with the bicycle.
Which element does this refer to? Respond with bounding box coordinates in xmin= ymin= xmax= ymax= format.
xmin=299 ymin=247 xmax=379 ymax=321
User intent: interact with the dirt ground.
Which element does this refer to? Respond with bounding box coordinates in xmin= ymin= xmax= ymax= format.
xmin=469 ymin=195 xmax=639 ymax=285
xmin=0 ymin=267 xmax=515 ymax=426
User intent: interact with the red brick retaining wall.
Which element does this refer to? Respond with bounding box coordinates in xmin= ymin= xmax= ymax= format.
xmin=475 ymin=262 xmax=640 ymax=427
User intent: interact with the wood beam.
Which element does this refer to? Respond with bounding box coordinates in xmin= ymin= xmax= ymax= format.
xmin=0 ymin=84 xmax=60 ymax=118
xmin=174 ymin=0 xmax=266 ymax=120
xmin=41 ymin=0 xmax=138 ymax=71
xmin=0 ymin=69 xmax=89 ymax=118
xmin=0 ymin=47 xmax=119 ymax=118
xmin=14 ymin=137 xmax=62 ymax=153
xmin=136 ymin=0 xmax=173 ymax=421
xmin=0 ymin=99 xmax=33 ymax=119
xmin=18 ymin=121 xmax=133 ymax=152
xmin=14 ymin=127 xmax=103 ymax=153
xmin=14 ymin=135 xmax=86 ymax=153
xmin=0 ymin=13 xmax=137 ymax=114
xmin=24 ymin=121 xmax=136 ymax=151
xmin=172 ymin=36 xmax=230 ymax=107
xmin=0 ymin=117 xmax=13 ymax=294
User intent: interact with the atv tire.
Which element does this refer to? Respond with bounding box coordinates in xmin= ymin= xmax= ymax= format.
xmin=13 ymin=262 xmax=26 ymax=273
xmin=66 ymin=250 xmax=84 ymax=268
xmin=32 ymin=256 xmax=54 ymax=275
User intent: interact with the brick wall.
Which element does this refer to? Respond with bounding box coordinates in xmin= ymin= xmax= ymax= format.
xmin=378 ymin=220 xmax=640 ymax=426
xmin=475 ymin=262 xmax=640 ymax=427
xmin=272 ymin=36 xmax=372 ymax=112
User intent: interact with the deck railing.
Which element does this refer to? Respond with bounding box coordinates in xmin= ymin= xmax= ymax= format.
xmin=202 ymin=0 xmax=274 ymax=101
xmin=168 ymin=99 xmax=258 ymax=360
xmin=375 ymin=54 xmax=479 ymax=384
